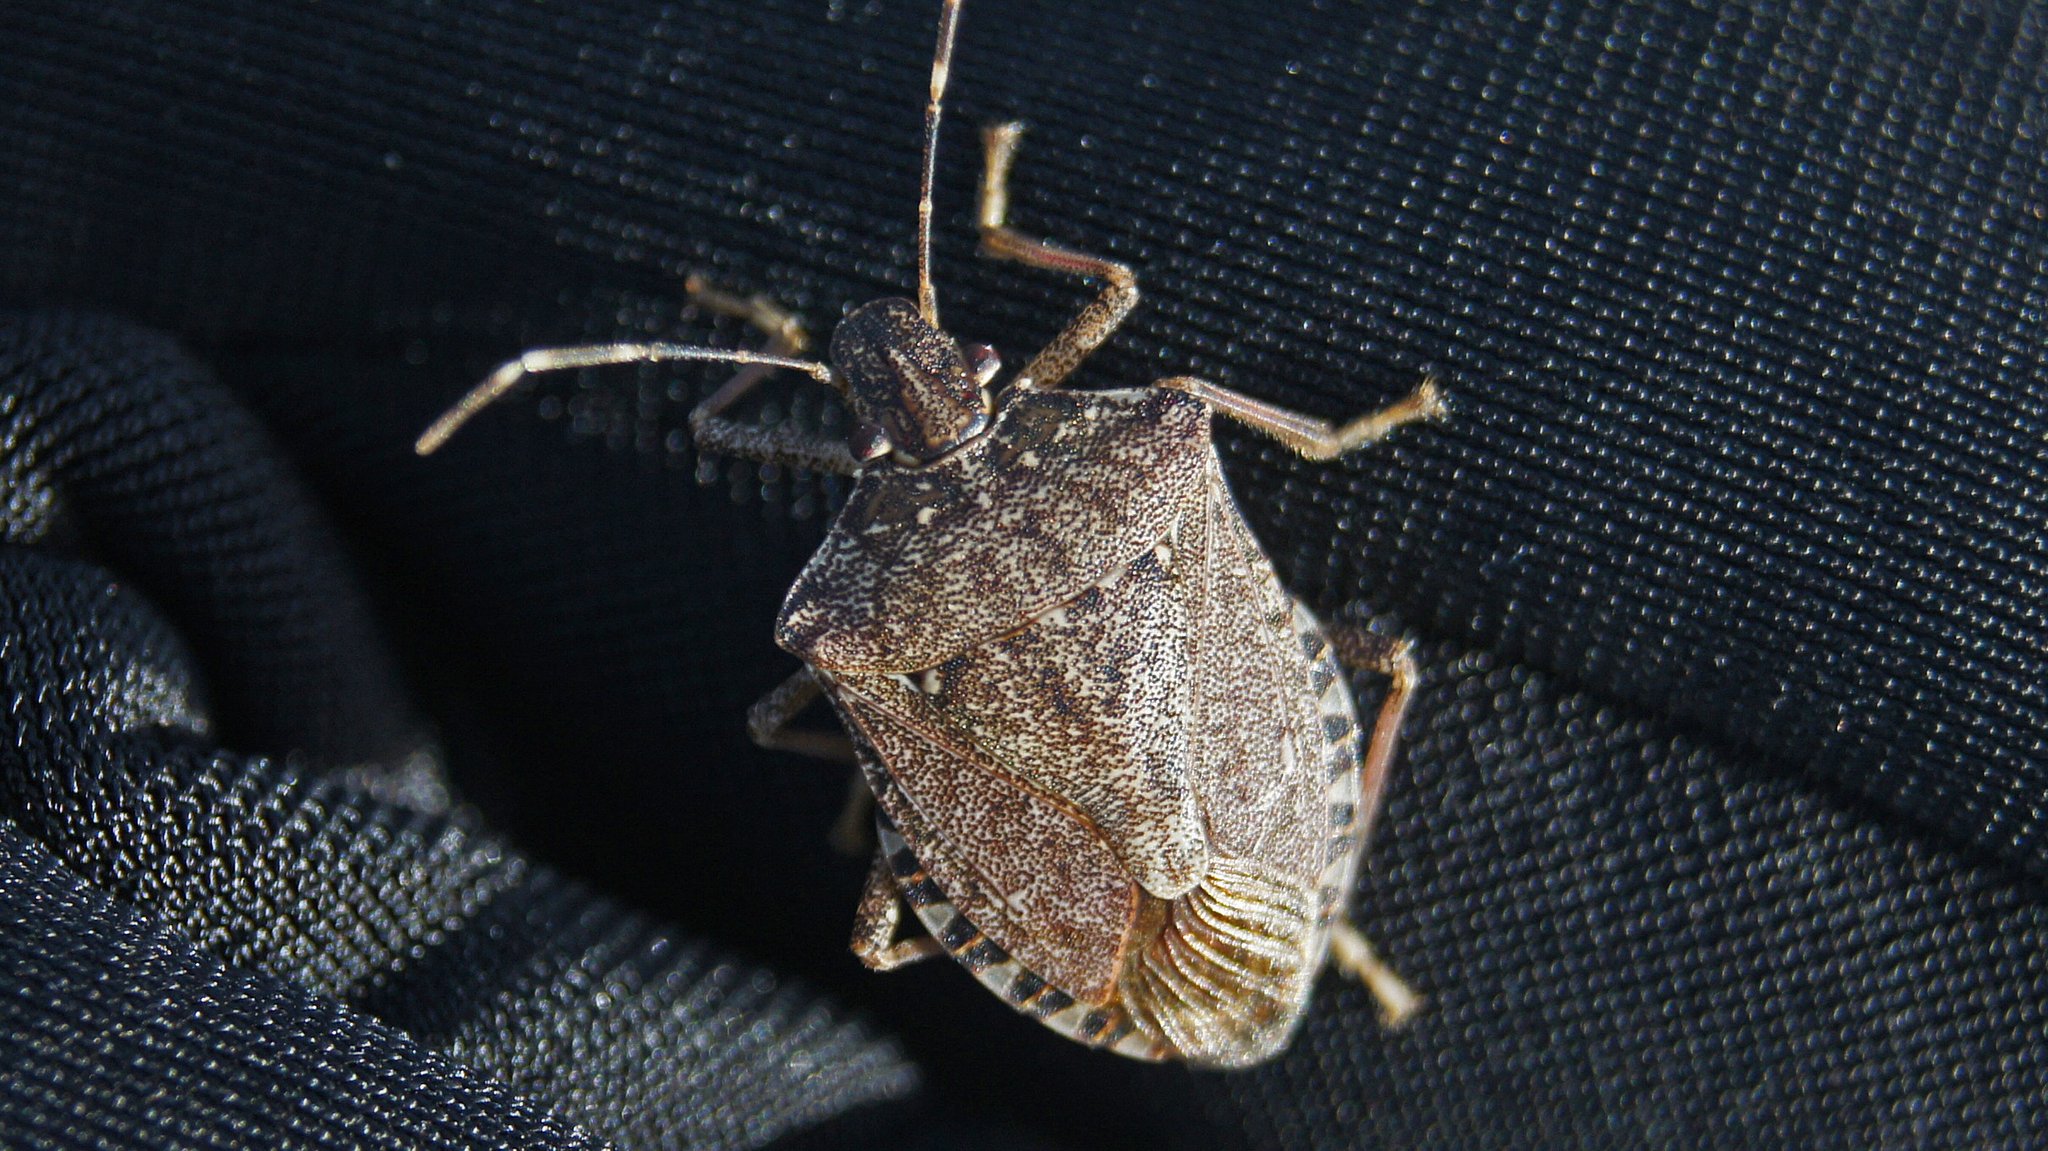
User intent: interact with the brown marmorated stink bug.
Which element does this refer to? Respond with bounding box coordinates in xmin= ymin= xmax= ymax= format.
xmin=417 ymin=0 xmax=1444 ymax=1067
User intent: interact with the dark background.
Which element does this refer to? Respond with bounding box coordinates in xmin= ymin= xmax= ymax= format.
xmin=4 ymin=0 xmax=2048 ymax=1148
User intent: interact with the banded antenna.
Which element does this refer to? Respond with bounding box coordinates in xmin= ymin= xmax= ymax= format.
xmin=416 ymin=0 xmax=971 ymax=459
xmin=916 ymin=0 xmax=965 ymax=328
xmin=414 ymin=342 xmax=835 ymax=456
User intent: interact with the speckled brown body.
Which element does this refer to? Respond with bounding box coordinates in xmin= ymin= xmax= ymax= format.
xmin=417 ymin=0 xmax=1434 ymax=1069
xmin=785 ymin=384 xmax=1368 ymax=1066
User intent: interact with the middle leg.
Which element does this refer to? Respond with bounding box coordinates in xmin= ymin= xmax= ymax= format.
xmin=746 ymin=669 xmax=874 ymax=855
xmin=745 ymin=667 xmax=856 ymax=763
xmin=851 ymin=848 xmax=946 ymax=970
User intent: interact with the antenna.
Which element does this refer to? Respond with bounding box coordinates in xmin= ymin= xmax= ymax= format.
xmin=414 ymin=343 xmax=834 ymax=456
xmin=916 ymin=0 xmax=965 ymax=328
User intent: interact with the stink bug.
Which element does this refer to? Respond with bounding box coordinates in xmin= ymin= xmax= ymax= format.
xmin=418 ymin=0 xmax=1443 ymax=1067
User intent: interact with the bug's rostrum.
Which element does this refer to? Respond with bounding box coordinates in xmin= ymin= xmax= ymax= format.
xmin=831 ymin=298 xmax=992 ymax=463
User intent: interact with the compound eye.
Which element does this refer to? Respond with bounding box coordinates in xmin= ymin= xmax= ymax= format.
xmin=966 ymin=343 xmax=1001 ymax=386
xmin=850 ymin=420 xmax=894 ymax=462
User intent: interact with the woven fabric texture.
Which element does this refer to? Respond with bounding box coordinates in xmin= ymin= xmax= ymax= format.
xmin=0 ymin=822 xmax=603 ymax=1151
xmin=0 ymin=315 xmax=918 ymax=1150
xmin=3 ymin=0 xmax=2046 ymax=1148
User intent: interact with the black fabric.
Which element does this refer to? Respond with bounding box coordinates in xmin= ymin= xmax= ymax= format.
xmin=0 ymin=821 xmax=602 ymax=1151
xmin=0 ymin=317 xmax=919 ymax=1150
xmin=3 ymin=0 xmax=2046 ymax=1148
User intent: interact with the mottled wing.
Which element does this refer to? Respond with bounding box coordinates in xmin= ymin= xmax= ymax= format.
xmin=827 ymin=670 xmax=1141 ymax=1006
xmin=1187 ymin=455 xmax=1330 ymax=874
xmin=910 ymin=525 xmax=1210 ymax=900
xmin=1111 ymin=459 xmax=1367 ymax=1067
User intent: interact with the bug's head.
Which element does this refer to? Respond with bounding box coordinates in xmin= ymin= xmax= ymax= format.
xmin=830 ymin=297 xmax=999 ymax=464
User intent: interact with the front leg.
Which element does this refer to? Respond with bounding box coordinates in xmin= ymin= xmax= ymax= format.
xmin=976 ymin=122 xmax=1140 ymax=391
xmin=746 ymin=668 xmax=855 ymax=762
xmin=414 ymin=279 xmax=855 ymax=473
xmin=684 ymin=278 xmax=859 ymax=476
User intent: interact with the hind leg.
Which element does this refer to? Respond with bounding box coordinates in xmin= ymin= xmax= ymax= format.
xmin=1329 ymin=920 xmax=1423 ymax=1027
xmin=1325 ymin=628 xmax=1419 ymax=845
xmin=1325 ymin=624 xmax=1424 ymax=1026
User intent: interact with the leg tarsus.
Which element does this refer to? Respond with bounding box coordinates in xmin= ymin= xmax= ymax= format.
xmin=686 ymin=275 xmax=810 ymax=355
xmin=976 ymin=122 xmax=1140 ymax=391
xmin=684 ymin=275 xmax=811 ymax=420
xmin=851 ymin=849 xmax=945 ymax=971
xmin=1160 ymin=374 xmax=1447 ymax=461
xmin=1329 ymin=919 xmax=1422 ymax=1027
xmin=976 ymin=122 xmax=1026 ymax=236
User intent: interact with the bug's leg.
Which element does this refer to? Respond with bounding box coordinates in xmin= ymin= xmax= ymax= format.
xmin=684 ymin=276 xmax=808 ymax=414
xmin=1158 ymin=374 xmax=1448 ymax=462
xmin=1329 ymin=921 xmax=1423 ymax=1027
xmin=413 ymin=279 xmax=855 ymax=470
xmin=1324 ymin=628 xmax=1418 ymax=846
xmin=851 ymin=848 xmax=945 ymax=970
xmin=976 ymin=122 xmax=1140 ymax=391
xmin=745 ymin=669 xmax=877 ymax=856
xmin=683 ymin=277 xmax=859 ymax=476
xmin=1324 ymin=625 xmax=1424 ymax=1026
xmin=827 ymin=778 xmax=877 ymax=858
xmin=746 ymin=667 xmax=855 ymax=762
